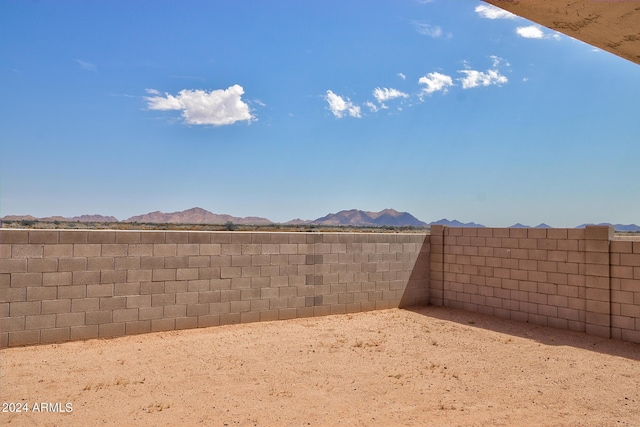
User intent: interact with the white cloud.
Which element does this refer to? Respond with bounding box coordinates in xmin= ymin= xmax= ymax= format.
xmin=516 ymin=25 xmax=562 ymax=41
xmin=398 ymin=73 xmax=406 ymax=80
xmin=146 ymin=92 xmax=183 ymax=110
xmin=325 ymin=90 xmax=361 ymax=119
xmin=457 ymin=56 xmax=509 ymax=89
xmin=475 ymin=5 xmax=517 ymax=20
xmin=373 ymin=87 xmax=409 ymax=104
xmin=74 ymin=59 xmax=96 ymax=71
xmin=458 ymin=69 xmax=508 ymax=89
xmin=365 ymin=101 xmax=379 ymax=112
xmin=412 ymin=21 xmax=451 ymax=39
xmin=516 ymin=25 xmax=544 ymax=39
xmin=145 ymin=88 xmax=160 ymax=95
xmin=145 ymin=84 xmax=254 ymax=126
xmin=418 ymin=72 xmax=454 ymax=95
xmin=489 ymin=55 xmax=509 ymax=68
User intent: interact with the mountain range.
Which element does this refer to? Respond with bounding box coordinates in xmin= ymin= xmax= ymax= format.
xmin=1 ymin=208 xmax=428 ymax=228
xmin=510 ymin=223 xmax=552 ymax=229
xmin=576 ymin=223 xmax=640 ymax=232
xmin=124 ymin=207 xmax=272 ymax=225
xmin=1 ymin=214 xmax=120 ymax=223
xmin=287 ymin=209 xmax=428 ymax=227
xmin=1 ymin=208 xmax=638 ymax=231
xmin=429 ymin=219 xmax=485 ymax=228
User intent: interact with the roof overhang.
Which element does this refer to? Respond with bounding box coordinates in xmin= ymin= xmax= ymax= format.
xmin=483 ymin=0 xmax=640 ymax=65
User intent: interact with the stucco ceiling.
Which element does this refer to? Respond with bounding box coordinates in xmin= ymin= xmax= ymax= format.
xmin=484 ymin=0 xmax=640 ymax=65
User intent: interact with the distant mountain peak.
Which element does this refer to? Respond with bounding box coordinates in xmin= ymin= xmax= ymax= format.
xmin=283 ymin=218 xmax=312 ymax=225
xmin=576 ymin=223 xmax=640 ymax=232
xmin=509 ymin=223 xmax=551 ymax=229
xmin=309 ymin=209 xmax=427 ymax=227
xmin=69 ymin=214 xmax=119 ymax=222
xmin=429 ymin=219 xmax=485 ymax=228
xmin=183 ymin=207 xmax=209 ymax=214
xmin=124 ymin=207 xmax=273 ymax=225
xmin=1 ymin=214 xmax=118 ymax=223
xmin=364 ymin=208 xmax=401 ymax=219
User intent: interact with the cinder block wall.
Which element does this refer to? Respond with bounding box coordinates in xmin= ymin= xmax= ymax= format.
xmin=3 ymin=226 xmax=639 ymax=348
xmin=429 ymin=225 xmax=640 ymax=343
xmin=0 ymin=230 xmax=429 ymax=348
xmin=610 ymin=237 xmax=640 ymax=342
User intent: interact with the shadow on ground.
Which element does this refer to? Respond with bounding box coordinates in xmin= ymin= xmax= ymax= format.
xmin=403 ymin=305 xmax=640 ymax=361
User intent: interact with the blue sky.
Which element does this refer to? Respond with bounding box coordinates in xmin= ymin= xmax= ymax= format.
xmin=1 ymin=0 xmax=639 ymax=227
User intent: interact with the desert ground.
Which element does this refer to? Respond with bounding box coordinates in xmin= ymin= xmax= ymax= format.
xmin=1 ymin=306 xmax=639 ymax=426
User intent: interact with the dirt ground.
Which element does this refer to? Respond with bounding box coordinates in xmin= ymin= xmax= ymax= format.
xmin=1 ymin=307 xmax=639 ymax=426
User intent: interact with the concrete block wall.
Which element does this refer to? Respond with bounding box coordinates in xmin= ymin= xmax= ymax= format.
xmin=3 ymin=226 xmax=639 ymax=348
xmin=0 ymin=230 xmax=429 ymax=347
xmin=584 ymin=226 xmax=613 ymax=338
xmin=430 ymin=225 xmax=588 ymax=331
xmin=610 ymin=237 xmax=640 ymax=342
xmin=430 ymin=225 xmax=640 ymax=343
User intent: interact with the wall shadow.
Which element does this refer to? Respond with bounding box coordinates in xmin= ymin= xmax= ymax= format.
xmin=399 ymin=234 xmax=430 ymax=309
xmin=402 ymin=305 xmax=640 ymax=361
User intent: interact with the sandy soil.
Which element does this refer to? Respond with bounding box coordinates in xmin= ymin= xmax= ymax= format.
xmin=1 ymin=307 xmax=639 ymax=426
